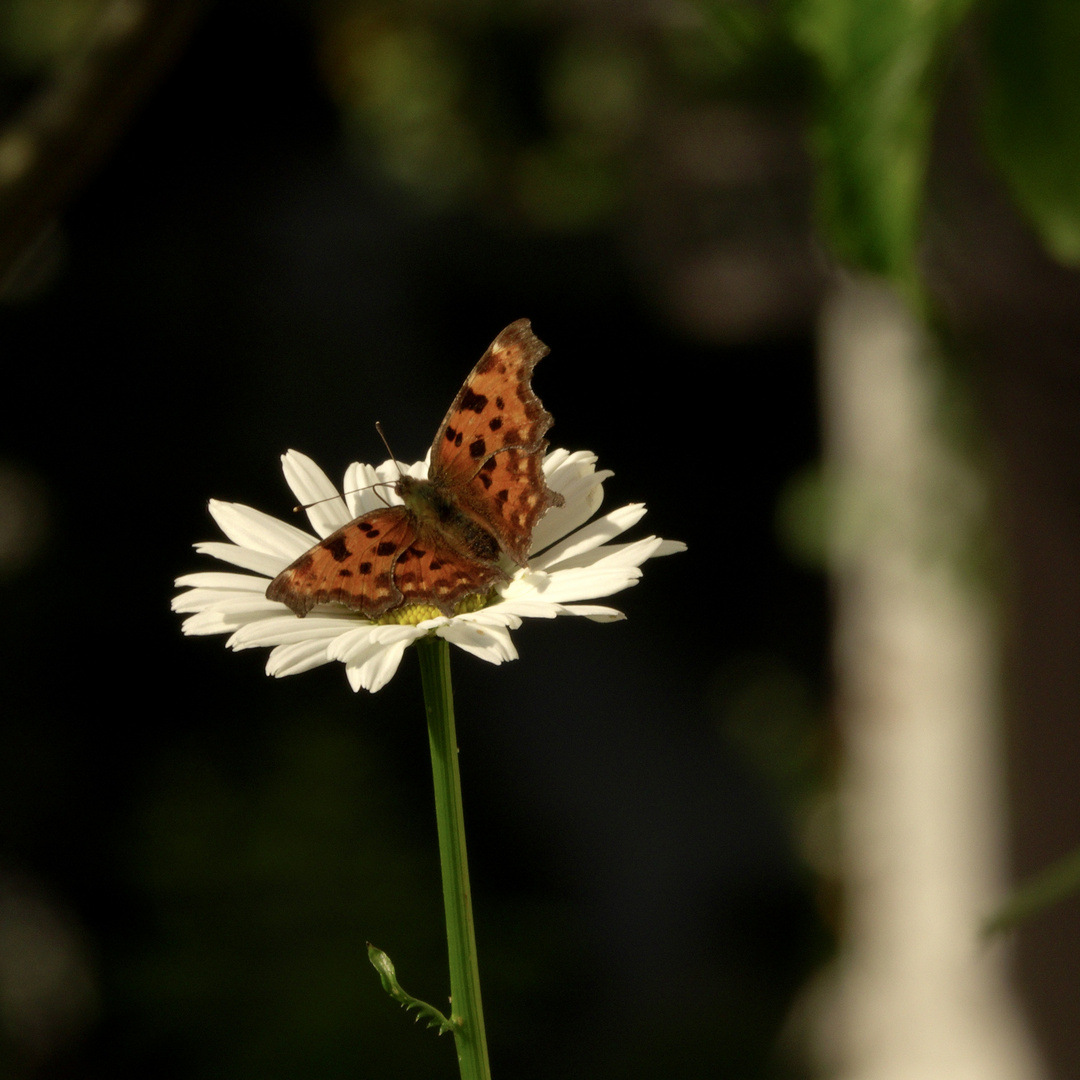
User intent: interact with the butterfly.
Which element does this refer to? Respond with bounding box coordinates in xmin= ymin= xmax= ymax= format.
xmin=266 ymin=319 xmax=565 ymax=619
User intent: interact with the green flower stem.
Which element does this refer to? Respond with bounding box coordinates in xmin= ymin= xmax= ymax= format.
xmin=416 ymin=635 xmax=492 ymax=1080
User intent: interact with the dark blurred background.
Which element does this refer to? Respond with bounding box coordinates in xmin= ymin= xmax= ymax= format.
xmin=0 ymin=3 xmax=828 ymax=1077
xmin=2 ymin=1 xmax=1079 ymax=1078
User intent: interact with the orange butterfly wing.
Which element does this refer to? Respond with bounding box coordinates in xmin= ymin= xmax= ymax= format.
xmin=266 ymin=508 xmax=416 ymax=618
xmin=266 ymin=506 xmax=509 ymax=618
xmin=390 ymin=524 xmax=508 ymax=614
xmin=266 ymin=319 xmax=562 ymax=619
xmin=428 ymin=318 xmax=564 ymax=565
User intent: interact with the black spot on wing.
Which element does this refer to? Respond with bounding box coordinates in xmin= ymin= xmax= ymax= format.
xmin=327 ymin=536 xmax=351 ymax=562
xmin=459 ymin=387 xmax=488 ymax=413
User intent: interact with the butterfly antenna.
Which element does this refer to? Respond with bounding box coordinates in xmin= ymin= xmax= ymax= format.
xmin=290 ymin=491 xmax=352 ymax=514
xmin=375 ymin=421 xmax=405 ymax=479
xmin=287 ymin=424 xmax=403 ymax=513
xmin=290 ymin=482 xmax=393 ymax=514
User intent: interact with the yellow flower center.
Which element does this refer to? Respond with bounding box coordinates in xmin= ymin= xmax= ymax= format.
xmin=370 ymin=589 xmax=494 ymax=626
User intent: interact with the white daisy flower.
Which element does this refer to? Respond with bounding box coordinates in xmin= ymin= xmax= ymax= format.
xmin=173 ymin=448 xmax=684 ymax=692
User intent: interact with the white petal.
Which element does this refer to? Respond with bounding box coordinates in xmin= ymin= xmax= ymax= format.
xmin=350 ymin=632 xmax=420 ymax=691
xmin=340 ymin=457 xmax=426 ymax=516
xmin=325 ymin=626 xmax=383 ymax=665
xmin=178 ymin=610 xmax=232 ymax=635
xmin=227 ymin=614 xmax=351 ymax=650
xmin=540 ymin=446 xmax=575 ymax=474
xmin=596 ymin=535 xmax=672 ymax=566
xmin=266 ymin=639 xmax=335 ymax=677
xmin=179 ymin=607 xmax=270 ymax=636
xmin=556 ymin=604 xmax=626 ymax=621
xmin=485 ymin=599 xmax=565 ymax=619
xmin=173 ymin=588 xmax=256 ymax=614
xmin=543 ymin=534 xmax=670 ymax=575
xmin=191 ymin=541 xmax=286 ymax=577
xmin=186 ymin=593 xmax=280 ymax=615
xmin=343 ymin=461 xmax=389 ymax=517
xmin=282 ymin=450 xmax=353 ymax=535
xmin=653 ymin=539 xmax=687 ymax=556
xmin=533 ymin=504 xmax=647 ymax=570
xmin=454 ymin=609 xmax=523 ymax=631
xmin=543 ymin=448 xmax=596 ymax=484
xmin=208 ymin=500 xmax=315 ymax=559
xmin=516 ymin=564 xmax=644 ymax=604
xmin=327 ymin=624 xmax=421 ymax=666
xmin=174 ymin=571 xmax=268 ymax=592
xmin=532 ymin=460 xmax=611 ymax=553
xmin=437 ymin=620 xmax=519 ymax=664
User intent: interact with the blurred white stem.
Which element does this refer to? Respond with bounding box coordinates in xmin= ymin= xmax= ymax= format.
xmin=815 ymin=275 xmax=1044 ymax=1080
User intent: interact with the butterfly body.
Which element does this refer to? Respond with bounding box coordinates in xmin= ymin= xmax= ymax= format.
xmin=395 ymin=474 xmax=502 ymax=565
xmin=266 ymin=320 xmax=563 ymax=619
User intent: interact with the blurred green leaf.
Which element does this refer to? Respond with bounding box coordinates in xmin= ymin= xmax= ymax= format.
xmin=788 ymin=0 xmax=972 ymax=286
xmin=984 ymin=843 xmax=1080 ymax=935
xmin=980 ymin=0 xmax=1080 ymax=264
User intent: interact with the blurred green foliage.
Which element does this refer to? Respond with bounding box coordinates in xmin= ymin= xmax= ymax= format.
xmin=0 ymin=0 xmax=106 ymax=76
xmin=980 ymin=0 xmax=1080 ymax=263
xmin=4 ymin=0 xmax=1080 ymax=272
xmin=314 ymin=1 xmax=644 ymax=226
xmin=311 ymin=0 xmax=803 ymax=228
xmin=791 ymin=0 xmax=1080 ymax=282
xmin=790 ymin=0 xmax=974 ymax=290
xmin=307 ymin=0 xmax=1080 ymax=285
